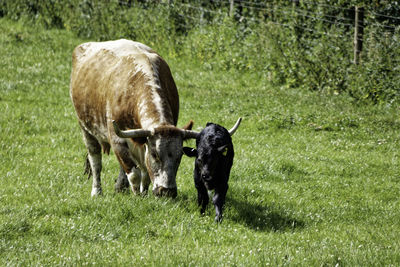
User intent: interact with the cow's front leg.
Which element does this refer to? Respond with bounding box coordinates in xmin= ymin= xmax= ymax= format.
xmin=111 ymin=139 xmax=141 ymax=195
xmin=140 ymin=170 xmax=150 ymax=194
xmin=213 ymin=185 xmax=228 ymax=222
xmin=127 ymin=167 xmax=141 ymax=194
xmin=115 ymin=165 xmax=130 ymax=192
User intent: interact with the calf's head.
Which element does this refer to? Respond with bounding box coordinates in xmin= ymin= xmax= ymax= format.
xmin=183 ymin=133 xmax=232 ymax=190
xmin=183 ymin=118 xmax=242 ymax=188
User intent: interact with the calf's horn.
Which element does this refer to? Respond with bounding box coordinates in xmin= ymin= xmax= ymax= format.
xmin=228 ymin=117 xmax=242 ymax=136
xmin=112 ymin=120 xmax=152 ymax=138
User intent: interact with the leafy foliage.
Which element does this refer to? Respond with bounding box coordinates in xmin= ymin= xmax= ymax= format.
xmin=0 ymin=0 xmax=399 ymax=102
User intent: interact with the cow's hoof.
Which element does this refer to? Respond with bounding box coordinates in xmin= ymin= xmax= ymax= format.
xmin=131 ymin=186 xmax=141 ymax=195
xmin=114 ymin=183 xmax=129 ymax=193
xmin=140 ymin=189 xmax=149 ymax=196
xmin=153 ymin=186 xmax=177 ymax=198
xmin=114 ymin=179 xmax=129 ymax=193
xmin=91 ymin=187 xmax=102 ymax=197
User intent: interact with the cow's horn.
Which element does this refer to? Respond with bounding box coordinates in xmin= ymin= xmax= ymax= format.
xmin=182 ymin=130 xmax=199 ymax=139
xmin=112 ymin=120 xmax=152 ymax=138
xmin=228 ymin=117 xmax=242 ymax=136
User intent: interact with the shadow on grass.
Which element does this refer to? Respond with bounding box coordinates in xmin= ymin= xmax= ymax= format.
xmin=228 ymin=197 xmax=305 ymax=232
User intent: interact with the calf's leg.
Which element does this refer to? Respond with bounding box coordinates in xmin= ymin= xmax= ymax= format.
xmin=194 ymin=172 xmax=209 ymax=214
xmin=213 ymin=185 xmax=228 ymax=222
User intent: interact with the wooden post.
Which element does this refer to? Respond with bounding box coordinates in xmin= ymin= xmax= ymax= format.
xmin=292 ymin=0 xmax=300 ymax=40
xmin=230 ymin=0 xmax=234 ymax=17
xmin=353 ymin=6 xmax=364 ymax=65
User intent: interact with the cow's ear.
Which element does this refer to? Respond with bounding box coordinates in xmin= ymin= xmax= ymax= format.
xmin=183 ymin=147 xmax=197 ymax=157
xmin=182 ymin=120 xmax=194 ymax=131
xmin=217 ymin=144 xmax=229 ymax=156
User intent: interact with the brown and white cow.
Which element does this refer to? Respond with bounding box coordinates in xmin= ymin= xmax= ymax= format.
xmin=70 ymin=39 xmax=197 ymax=198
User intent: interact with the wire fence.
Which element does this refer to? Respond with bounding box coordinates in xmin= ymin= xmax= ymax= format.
xmin=151 ymin=1 xmax=400 ymax=61
xmin=62 ymin=0 xmax=399 ymax=66
xmin=170 ymin=1 xmax=399 ymax=31
xmin=1 ymin=0 xmax=399 ymax=102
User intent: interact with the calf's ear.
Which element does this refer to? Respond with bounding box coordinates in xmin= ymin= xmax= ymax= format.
xmin=183 ymin=147 xmax=197 ymax=157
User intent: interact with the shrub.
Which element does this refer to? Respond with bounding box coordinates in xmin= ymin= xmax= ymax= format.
xmin=1 ymin=0 xmax=399 ymax=104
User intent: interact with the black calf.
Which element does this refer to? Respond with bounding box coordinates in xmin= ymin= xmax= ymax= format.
xmin=183 ymin=118 xmax=241 ymax=222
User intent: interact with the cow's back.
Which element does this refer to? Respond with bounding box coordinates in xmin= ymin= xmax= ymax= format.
xmin=70 ymin=39 xmax=179 ymax=141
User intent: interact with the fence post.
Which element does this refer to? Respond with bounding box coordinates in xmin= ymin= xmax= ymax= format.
xmin=230 ymin=0 xmax=234 ymax=17
xmin=353 ymin=6 xmax=364 ymax=65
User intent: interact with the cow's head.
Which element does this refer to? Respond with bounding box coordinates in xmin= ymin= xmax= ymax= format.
xmin=113 ymin=120 xmax=198 ymax=198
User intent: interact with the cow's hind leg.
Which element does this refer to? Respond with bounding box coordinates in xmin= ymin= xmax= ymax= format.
xmin=114 ymin=165 xmax=130 ymax=192
xmin=81 ymin=128 xmax=102 ymax=196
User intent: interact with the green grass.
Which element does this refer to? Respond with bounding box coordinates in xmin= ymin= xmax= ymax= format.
xmin=1 ymin=18 xmax=400 ymax=266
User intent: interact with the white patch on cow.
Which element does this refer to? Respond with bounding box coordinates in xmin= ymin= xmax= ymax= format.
xmin=150 ymin=138 xmax=177 ymax=190
xmin=88 ymin=153 xmax=102 ymax=197
xmin=153 ymin=173 xmax=170 ymax=190
xmin=133 ymin=52 xmax=166 ymax=128
xmin=138 ymin=97 xmax=153 ymax=130
xmin=149 ymin=55 xmax=166 ymax=125
xmin=81 ymin=39 xmax=154 ymax=60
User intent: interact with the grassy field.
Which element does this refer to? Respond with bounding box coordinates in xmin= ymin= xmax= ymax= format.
xmin=1 ymin=18 xmax=400 ymax=266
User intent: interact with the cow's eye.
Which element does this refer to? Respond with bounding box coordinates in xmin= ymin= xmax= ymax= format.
xmin=196 ymin=158 xmax=203 ymax=165
xmin=152 ymin=152 xmax=160 ymax=161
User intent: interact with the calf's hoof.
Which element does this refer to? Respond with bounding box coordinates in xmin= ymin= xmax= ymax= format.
xmin=215 ymin=214 xmax=223 ymax=223
xmin=200 ymin=207 xmax=206 ymax=215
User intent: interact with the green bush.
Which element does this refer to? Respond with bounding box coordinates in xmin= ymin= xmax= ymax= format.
xmin=1 ymin=0 xmax=399 ymax=104
xmin=348 ymin=27 xmax=400 ymax=104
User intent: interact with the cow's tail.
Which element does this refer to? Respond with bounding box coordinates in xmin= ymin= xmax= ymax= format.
xmin=84 ymin=153 xmax=92 ymax=179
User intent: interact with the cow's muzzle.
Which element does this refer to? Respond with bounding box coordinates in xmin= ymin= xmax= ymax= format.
xmin=153 ymin=186 xmax=177 ymax=198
